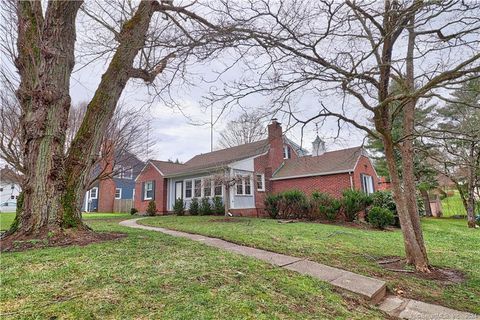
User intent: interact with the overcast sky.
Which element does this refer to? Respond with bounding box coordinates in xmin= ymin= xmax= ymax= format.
xmin=69 ymin=54 xmax=367 ymax=164
xmin=0 ymin=1 xmax=368 ymax=166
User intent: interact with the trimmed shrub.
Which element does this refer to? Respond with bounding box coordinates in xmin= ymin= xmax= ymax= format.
xmin=341 ymin=189 xmax=371 ymax=222
xmin=371 ymin=191 xmax=396 ymax=213
xmin=277 ymin=189 xmax=308 ymax=219
xmin=367 ymin=206 xmax=395 ymax=229
xmin=189 ymin=198 xmax=199 ymax=215
xmin=130 ymin=207 xmax=138 ymax=215
xmin=309 ymin=192 xmax=341 ymax=221
xmin=146 ymin=200 xmax=157 ymax=216
xmin=199 ymin=197 xmax=212 ymax=215
xmin=212 ymin=196 xmax=225 ymax=215
xmin=265 ymin=194 xmax=281 ymax=219
xmin=173 ymin=198 xmax=185 ymax=216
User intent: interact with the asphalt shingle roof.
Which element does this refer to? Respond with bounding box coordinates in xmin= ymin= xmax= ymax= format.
xmin=272 ymin=146 xmax=364 ymax=180
xmin=162 ymin=139 xmax=270 ymax=177
xmin=150 ymin=160 xmax=187 ymax=175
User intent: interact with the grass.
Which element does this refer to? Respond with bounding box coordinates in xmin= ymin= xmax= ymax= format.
xmin=441 ymin=192 xmax=467 ymax=217
xmin=0 ymin=214 xmax=385 ymax=319
xmin=140 ymin=216 xmax=480 ymax=314
xmin=0 ymin=212 xmax=131 ymax=231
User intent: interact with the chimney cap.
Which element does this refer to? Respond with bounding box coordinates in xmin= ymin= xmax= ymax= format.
xmin=271 ymin=118 xmax=278 ymax=123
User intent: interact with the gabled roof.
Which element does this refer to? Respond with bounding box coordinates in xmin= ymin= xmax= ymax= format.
xmin=149 ymin=160 xmax=186 ymax=175
xmin=165 ymin=139 xmax=270 ymax=176
xmin=272 ymin=146 xmax=364 ymax=180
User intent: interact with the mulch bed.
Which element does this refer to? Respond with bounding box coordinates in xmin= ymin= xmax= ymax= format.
xmin=1 ymin=230 xmax=127 ymax=252
xmin=377 ymin=256 xmax=466 ymax=284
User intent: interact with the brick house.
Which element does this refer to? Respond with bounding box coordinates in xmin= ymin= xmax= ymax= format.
xmin=134 ymin=120 xmax=379 ymax=216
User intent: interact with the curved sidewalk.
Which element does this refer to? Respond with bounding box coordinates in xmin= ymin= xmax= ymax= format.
xmin=120 ymin=218 xmax=478 ymax=320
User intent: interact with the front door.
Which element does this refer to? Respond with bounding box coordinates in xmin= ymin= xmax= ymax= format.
xmin=175 ymin=181 xmax=183 ymax=200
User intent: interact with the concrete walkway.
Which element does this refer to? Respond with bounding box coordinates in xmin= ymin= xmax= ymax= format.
xmin=120 ymin=218 xmax=478 ymax=320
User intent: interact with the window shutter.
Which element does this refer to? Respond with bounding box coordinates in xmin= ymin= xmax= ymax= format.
xmin=360 ymin=174 xmax=365 ymax=192
xmin=152 ymin=180 xmax=156 ymax=200
xmin=141 ymin=182 xmax=145 ymax=200
xmin=287 ymin=146 xmax=291 ymax=159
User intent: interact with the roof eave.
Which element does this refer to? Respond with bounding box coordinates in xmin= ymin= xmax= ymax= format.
xmin=271 ymin=169 xmax=354 ymax=181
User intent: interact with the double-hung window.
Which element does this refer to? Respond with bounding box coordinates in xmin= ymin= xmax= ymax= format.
xmin=123 ymin=167 xmax=133 ymax=179
xmin=203 ymin=179 xmax=212 ymax=197
xmin=256 ymin=174 xmax=265 ymax=191
xmin=90 ymin=187 xmax=98 ymax=199
xmin=283 ymin=145 xmax=291 ymax=159
xmin=361 ymin=174 xmax=375 ymax=194
xmin=236 ymin=176 xmax=244 ymax=195
xmin=185 ymin=180 xmax=192 ymax=198
xmin=115 ymin=188 xmax=122 ymax=199
xmin=144 ymin=181 xmax=154 ymax=200
xmin=236 ymin=175 xmax=252 ymax=195
xmin=194 ymin=179 xmax=202 ymax=198
xmin=214 ymin=180 xmax=222 ymax=196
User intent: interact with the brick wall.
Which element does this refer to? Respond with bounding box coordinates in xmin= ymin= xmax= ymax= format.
xmin=134 ymin=163 xmax=167 ymax=214
xmin=353 ymin=156 xmax=380 ymax=191
xmin=272 ymin=173 xmax=352 ymax=198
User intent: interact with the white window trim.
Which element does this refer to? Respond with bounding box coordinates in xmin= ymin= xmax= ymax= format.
xmin=283 ymin=145 xmax=290 ymax=159
xmin=123 ymin=167 xmax=133 ymax=179
xmin=193 ymin=178 xmax=202 ymax=198
xmin=144 ymin=181 xmax=153 ymax=200
xmin=256 ymin=173 xmax=265 ymax=192
xmin=235 ymin=175 xmax=253 ymax=196
xmin=90 ymin=187 xmax=98 ymax=200
xmin=361 ymin=174 xmax=374 ymax=195
xmin=115 ymin=188 xmax=122 ymax=199
xmin=203 ymin=179 xmax=213 ymax=198
xmin=184 ymin=179 xmax=193 ymax=199
xmin=214 ymin=181 xmax=223 ymax=197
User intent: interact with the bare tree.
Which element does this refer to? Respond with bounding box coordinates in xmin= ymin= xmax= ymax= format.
xmin=218 ymin=112 xmax=266 ymax=148
xmin=204 ymin=0 xmax=480 ymax=271
xmin=0 ymin=0 xmax=231 ymax=245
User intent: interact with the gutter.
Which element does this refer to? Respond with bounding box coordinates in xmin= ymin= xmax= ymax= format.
xmin=271 ymin=169 xmax=354 ymax=181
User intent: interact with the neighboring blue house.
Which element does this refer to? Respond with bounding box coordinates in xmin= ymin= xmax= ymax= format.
xmin=83 ymin=151 xmax=144 ymax=213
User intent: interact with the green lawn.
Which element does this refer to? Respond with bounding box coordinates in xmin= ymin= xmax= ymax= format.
xmin=441 ymin=192 xmax=467 ymax=217
xmin=0 ymin=214 xmax=384 ymax=319
xmin=140 ymin=216 xmax=480 ymax=314
xmin=0 ymin=212 xmax=131 ymax=231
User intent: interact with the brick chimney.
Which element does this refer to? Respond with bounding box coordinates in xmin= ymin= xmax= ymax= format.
xmin=267 ymin=119 xmax=284 ymax=172
xmin=98 ymin=140 xmax=116 ymax=213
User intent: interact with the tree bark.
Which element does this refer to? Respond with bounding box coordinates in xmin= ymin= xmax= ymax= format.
xmin=400 ymin=15 xmax=429 ymax=266
xmin=380 ymin=126 xmax=430 ymax=272
xmin=466 ymin=145 xmax=477 ymax=228
xmin=5 ymin=0 xmax=162 ymax=241
xmin=8 ymin=1 xmax=84 ymax=238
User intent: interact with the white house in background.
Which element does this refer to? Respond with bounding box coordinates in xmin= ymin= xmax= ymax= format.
xmin=0 ymin=165 xmax=22 ymax=212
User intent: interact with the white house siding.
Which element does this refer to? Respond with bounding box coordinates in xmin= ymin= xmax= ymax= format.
xmin=230 ymin=168 xmax=255 ymax=209
xmin=0 ymin=182 xmax=21 ymax=212
xmin=167 ymin=171 xmax=226 ymax=211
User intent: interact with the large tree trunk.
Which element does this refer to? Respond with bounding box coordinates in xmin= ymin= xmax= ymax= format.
xmin=381 ymin=129 xmax=430 ymax=272
xmin=5 ymin=1 xmax=160 ymax=243
xmin=399 ymin=16 xmax=430 ymax=267
xmin=61 ymin=1 xmax=157 ymax=225
xmin=466 ymin=147 xmax=477 ymax=228
xmin=7 ymin=1 xmax=84 ymax=238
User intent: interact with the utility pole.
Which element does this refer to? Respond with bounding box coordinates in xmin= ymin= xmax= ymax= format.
xmin=210 ymin=104 xmax=213 ymax=152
